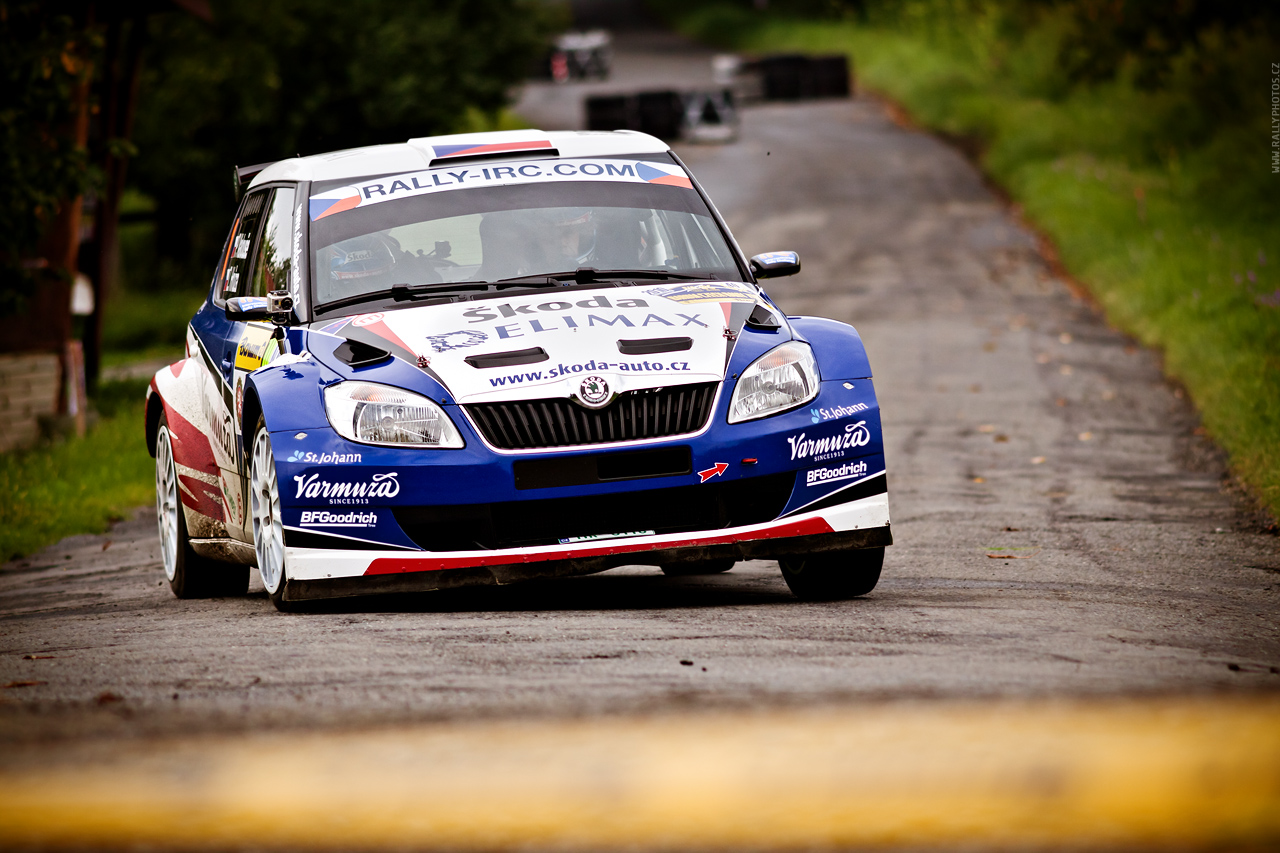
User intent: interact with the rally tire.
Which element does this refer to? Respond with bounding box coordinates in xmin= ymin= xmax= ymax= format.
xmin=778 ymin=547 xmax=883 ymax=601
xmin=661 ymin=558 xmax=736 ymax=576
xmin=155 ymin=416 xmax=250 ymax=598
xmin=249 ymin=417 xmax=297 ymax=612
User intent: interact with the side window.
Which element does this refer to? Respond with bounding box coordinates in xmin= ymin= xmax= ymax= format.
xmin=249 ymin=187 xmax=296 ymax=298
xmin=214 ymin=190 xmax=269 ymax=302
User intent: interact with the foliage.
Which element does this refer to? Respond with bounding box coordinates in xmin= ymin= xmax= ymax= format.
xmin=131 ymin=0 xmax=566 ymax=287
xmin=0 ymin=378 xmax=153 ymax=561
xmin=1044 ymin=0 xmax=1280 ymax=91
xmin=0 ymin=1 xmax=101 ymax=316
xmin=656 ymin=0 xmax=1280 ymax=519
xmin=101 ymin=287 xmax=204 ymax=352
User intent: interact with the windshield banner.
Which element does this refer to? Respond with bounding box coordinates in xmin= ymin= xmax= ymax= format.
xmin=309 ymin=159 xmax=694 ymax=222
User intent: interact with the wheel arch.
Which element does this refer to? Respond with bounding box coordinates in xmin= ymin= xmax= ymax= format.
xmin=241 ymin=384 xmax=265 ymax=445
xmin=788 ymin=316 xmax=874 ymax=380
xmin=241 ymin=361 xmax=332 ymax=441
xmin=145 ymin=383 xmax=164 ymax=458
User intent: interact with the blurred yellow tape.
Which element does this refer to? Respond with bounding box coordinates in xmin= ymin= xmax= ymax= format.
xmin=2 ymin=697 xmax=1278 ymax=849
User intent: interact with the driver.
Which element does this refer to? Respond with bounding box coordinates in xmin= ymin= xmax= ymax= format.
xmin=314 ymin=232 xmax=403 ymax=304
xmin=541 ymin=207 xmax=597 ymax=270
xmin=327 ymin=232 xmax=399 ymax=283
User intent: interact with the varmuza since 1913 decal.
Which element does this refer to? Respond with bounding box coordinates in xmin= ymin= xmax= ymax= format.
xmin=293 ymin=472 xmax=400 ymax=505
xmin=786 ymin=420 xmax=873 ymax=463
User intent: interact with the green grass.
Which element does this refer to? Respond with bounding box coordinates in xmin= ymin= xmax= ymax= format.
xmin=0 ymin=378 xmax=155 ymax=561
xmin=662 ymin=3 xmax=1280 ymax=520
xmin=101 ymin=287 xmax=205 ymax=354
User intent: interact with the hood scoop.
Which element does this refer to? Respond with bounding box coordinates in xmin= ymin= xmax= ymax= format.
xmin=465 ymin=347 xmax=549 ymax=369
xmin=334 ymin=339 xmax=391 ymax=368
xmin=745 ymin=303 xmax=781 ymax=330
xmin=616 ymin=337 xmax=693 ymax=355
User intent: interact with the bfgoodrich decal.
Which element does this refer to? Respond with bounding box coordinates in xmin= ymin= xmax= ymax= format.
xmin=299 ymin=510 xmax=378 ymax=527
xmin=786 ymin=421 xmax=872 ymax=463
xmin=805 ymin=460 xmax=869 ymax=487
xmin=292 ymin=472 xmax=400 ymax=504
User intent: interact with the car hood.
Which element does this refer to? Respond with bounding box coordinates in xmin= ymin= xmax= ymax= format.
xmin=309 ymin=281 xmax=766 ymax=404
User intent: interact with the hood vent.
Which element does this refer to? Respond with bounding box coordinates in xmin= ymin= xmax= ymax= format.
xmin=428 ymin=148 xmax=559 ymax=168
xmin=745 ymin=304 xmax=781 ymax=330
xmin=617 ymin=337 xmax=693 ymax=355
xmin=465 ymin=347 xmax=549 ymax=369
xmin=334 ymin=339 xmax=391 ymax=368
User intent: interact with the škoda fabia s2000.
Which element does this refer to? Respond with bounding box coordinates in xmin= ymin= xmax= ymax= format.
xmin=146 ymin=129 xmax=891 ymax=610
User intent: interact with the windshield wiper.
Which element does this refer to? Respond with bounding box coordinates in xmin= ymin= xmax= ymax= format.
xmin=391 ymin=282 xmax=494 ymax=301
xmin=315 ymin=269 xmax=710 ymax=314
xmin=316 ymin=282 xmax=489 ymax=314
xmin=498 ymin=268 xmax=708 ymax=286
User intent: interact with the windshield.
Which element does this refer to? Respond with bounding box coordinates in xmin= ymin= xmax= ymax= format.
xmin=307 ymin=156 xmax=742 ymax=310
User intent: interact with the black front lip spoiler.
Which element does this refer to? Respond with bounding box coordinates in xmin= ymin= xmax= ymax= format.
xmin=283 ymin=526 xmax=891 ymax=602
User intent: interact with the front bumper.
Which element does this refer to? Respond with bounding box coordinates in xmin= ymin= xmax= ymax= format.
xmin=282 ymin=490 xmax=890 ymax=601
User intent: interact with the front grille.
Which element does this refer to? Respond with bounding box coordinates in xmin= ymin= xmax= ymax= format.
xmin=465 ymin=382 xmax=718 ymax=449
xmin=393 ymin=472 xmax=794 ymax=551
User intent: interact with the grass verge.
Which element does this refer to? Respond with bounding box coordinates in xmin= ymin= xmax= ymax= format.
xmin=660 ymin=2 xmax=1280 ymax=521
xmin=0 ymin=379 xmax=154 ymax=561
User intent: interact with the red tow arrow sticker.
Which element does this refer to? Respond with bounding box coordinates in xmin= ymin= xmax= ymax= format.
xmin=697 ymin=462 xmax=729 ymax=483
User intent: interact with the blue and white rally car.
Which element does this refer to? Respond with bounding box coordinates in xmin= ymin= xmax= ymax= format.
xmin=146 ymin=129 xmax=891 ymax=610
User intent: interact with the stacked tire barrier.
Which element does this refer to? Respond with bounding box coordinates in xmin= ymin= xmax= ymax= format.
xmin=585 ymin=89 xmax=738 ymax=143
xmin=580 ymin=54 xmax=848 ymax=143
xmin=747 ymin=54 xmax=851 ymax=100
xmin=714 ymin=53 xmax=853 ymax=103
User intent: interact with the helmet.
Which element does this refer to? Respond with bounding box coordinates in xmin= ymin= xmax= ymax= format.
xmin=329 ymin=233 xmax=396 ymax=282
xmin=543 ymin=207 xmax=596 ymax=267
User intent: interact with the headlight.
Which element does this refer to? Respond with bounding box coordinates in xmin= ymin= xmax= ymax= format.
xmin=728 ymin=341 xmax=820 ymax=423
xmin=323 ymin=381 xmax=464 ymax=447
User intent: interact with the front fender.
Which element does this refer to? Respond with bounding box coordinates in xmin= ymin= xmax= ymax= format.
xmin=242 ymin=356 xmax=341 ymax=438
xmin=788 ymin=317 xmax=874 ymax=380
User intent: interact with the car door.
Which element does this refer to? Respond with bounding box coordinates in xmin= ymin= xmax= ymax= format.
xmin=189 ymin=189 xmax=270 ymax=537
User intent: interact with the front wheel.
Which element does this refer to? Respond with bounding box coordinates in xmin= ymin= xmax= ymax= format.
xmin=155 ymin=415 xmax=249 ymax=598
xmin=778 ymin=547 xmax=883 ymax=601
xmin=249 ymin=418 xmax=295 ymax=611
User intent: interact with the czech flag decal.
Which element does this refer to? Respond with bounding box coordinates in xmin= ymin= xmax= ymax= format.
xmin=636 ymin=162 xmax=694 ymax=189
xmin=310 ymin=186 xmax=362 ymax=221
xmin=432 ymin=140 xmax=554 ymax=159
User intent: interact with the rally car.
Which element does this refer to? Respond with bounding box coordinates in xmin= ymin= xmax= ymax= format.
xmin=146 ymin=129 xmax=891 ymax=610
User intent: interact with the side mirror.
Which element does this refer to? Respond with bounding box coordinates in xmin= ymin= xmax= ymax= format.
xmin=749 ymin=250 xmax=801 ymax=279
xmin=225 ymin=296 xmax=270 ymax=320
xmin=226 ymin=290 xmax=294 ymax=324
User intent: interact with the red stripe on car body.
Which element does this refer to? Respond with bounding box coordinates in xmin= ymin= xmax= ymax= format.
xmin=363 ymin=516 xmax=833 ymax=576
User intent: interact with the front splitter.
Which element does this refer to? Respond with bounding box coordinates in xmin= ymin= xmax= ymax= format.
xmin=282 ymin=495 xmax=891 ymax=601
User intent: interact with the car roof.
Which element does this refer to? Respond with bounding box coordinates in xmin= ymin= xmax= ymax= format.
xmin=248 ymin=129 xmax=671 ymax=189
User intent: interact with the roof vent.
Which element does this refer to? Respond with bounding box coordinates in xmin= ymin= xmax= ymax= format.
xmin=427 ymin=139 xmax=557 ymax=168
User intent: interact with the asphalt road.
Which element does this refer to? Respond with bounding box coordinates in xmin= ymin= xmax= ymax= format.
xmin=2 ymin=24 xmax=1278 ymax=747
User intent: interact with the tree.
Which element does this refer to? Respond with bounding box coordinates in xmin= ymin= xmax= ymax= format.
xmin=130 ymin=0 xmax=564 ymax=284
xmin=0 ymin=1 xmax=99 ymax=318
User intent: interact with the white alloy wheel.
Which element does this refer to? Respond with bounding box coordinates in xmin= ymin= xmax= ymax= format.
xmin=154 ymin=425 xmax=179 ymax=582
xmin=251 ymin=425 xmax=287 ymax=596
